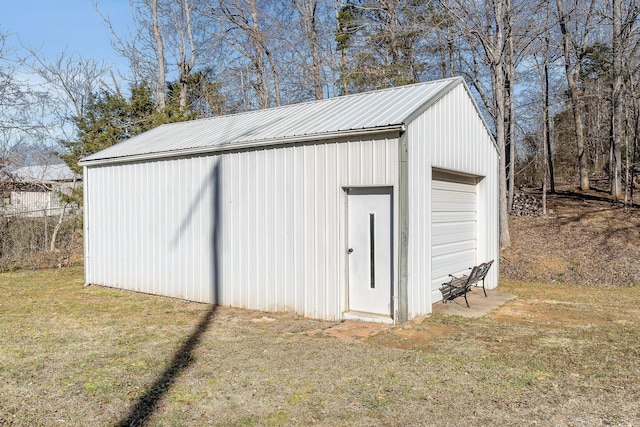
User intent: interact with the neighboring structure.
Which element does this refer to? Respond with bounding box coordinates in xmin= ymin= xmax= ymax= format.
xmin=80 ymin=77 xmax=499 ymax=323
xmin=1 ymin=163 xmax=78 ymax=218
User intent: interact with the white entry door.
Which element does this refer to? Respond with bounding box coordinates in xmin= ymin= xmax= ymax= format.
xmin=347 ymin=189 xmax=393 ymax=317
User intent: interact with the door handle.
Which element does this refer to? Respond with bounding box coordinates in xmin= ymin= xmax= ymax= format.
xmin=347 ymin=248 xmax=353 ymax=254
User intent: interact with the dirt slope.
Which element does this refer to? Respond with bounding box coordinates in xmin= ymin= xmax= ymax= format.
xmin=501 ymin=189 xmax=640 ymax=285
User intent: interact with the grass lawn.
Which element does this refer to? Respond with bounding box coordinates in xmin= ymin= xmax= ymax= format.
xmin=1 ymin=267 xmax=639 ymax=426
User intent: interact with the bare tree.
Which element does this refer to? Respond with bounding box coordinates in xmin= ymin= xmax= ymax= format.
xmin=151 ymin=0 xmax=167 ymax=109
xmin=441 ymin=0 xmax=515 ymax=248
xmin=0 ymin=33 xmax=98 ymax=259
xmin=532 ymin=30 xmax=556 ymax=213
xmin=622 ymin=3 xmax=640 ymax=205
xmin=101 ymin=0 xmax=167 ymax=108
xmin=555 ymin=0 xmax=599 ymax=192
xmin=260 ymin=0 xmax=336 ymax=104
xmin=429 ymin=1 xmax=458 ymax=79
xmin=335 ymin=0 xmax=428 ymax=93
xmin=611 ymin=0 xmax=623 ymax=198
xmin=610 ymin=0 xmax=640 ymax=198
xmin=168 ymin=0 xmax=198 ymax=109
xmin=26 ymin=50 xmax=108 ymax=251
xmin=27 ymin=50 xmax=108 ymax=120
xmin=102 ymin=0 xmax=204 ymax=111
xmin=213 ymin=0 xmax=282 ymax=109
xmin=0 ymin=32 xmax=51 ymax=166
xmin=629 ymin=72 xmax=640 ymax=205
xmin=294 ymin=0 xmax=324 ymax=99
xmin=505 ymin=1 xmax=516 ymax=214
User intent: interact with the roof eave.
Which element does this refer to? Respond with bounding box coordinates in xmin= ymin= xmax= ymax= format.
xmin=79 ymin=124 xmax=405 ymax=167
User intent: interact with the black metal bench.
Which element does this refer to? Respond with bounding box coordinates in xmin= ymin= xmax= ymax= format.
xmin=439 ymin=260 xmax=494 ymax=308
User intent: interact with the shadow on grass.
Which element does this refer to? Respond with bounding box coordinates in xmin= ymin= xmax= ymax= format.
xmin=117 ymin=160 xmax=223 ymax=426
xmin=116 ymin=305 xmax=217 ymax=427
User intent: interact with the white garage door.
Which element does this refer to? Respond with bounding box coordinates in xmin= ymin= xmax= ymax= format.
xmin=431 ymin=170 xmax=478 ymax=302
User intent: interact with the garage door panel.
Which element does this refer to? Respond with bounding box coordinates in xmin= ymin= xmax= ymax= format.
xmin=432 ymin=250 xmax=476 ymax=277
xmin=433 ymin=190 xmax=476 ymax=212
xmin=431 ymin=245 xmax=476 ymax=278
xmin=432 ymin=189 xmax=476 ymax=203
xmin=431 ymin=252 xmax=476 ymax=293
xmin=432 ymin=223 xmax=476 ymax=245
xmin=432 ymin=211 xmax=476 ymax=223
xmin=432 ymin=240 xmax=476 ymax=258
xmin=432 ymin=185 xmax=475 ymax=195
xmin=432 ymin=178 xmax=477 ymax=190
xmin=432 ymin=200 xmax=476 ymax=212
xmin=431 ymin=174 xmax=478 ymax=303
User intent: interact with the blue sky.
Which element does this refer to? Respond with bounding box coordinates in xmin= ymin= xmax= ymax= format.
xmin=2 ymin=0 xmax=132 ymax=73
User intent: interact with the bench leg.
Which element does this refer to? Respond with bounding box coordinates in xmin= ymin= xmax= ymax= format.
xmin=481 ymin=278 xmax=487 ymax=297
xmin=463 ymin=291 xmax=469 ymax=308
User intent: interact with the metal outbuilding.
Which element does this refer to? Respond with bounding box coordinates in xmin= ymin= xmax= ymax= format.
xmin=2 ymin=163 xmax=78 ymax=218
xmin=80 ymin=76 xmax=499 ymax=323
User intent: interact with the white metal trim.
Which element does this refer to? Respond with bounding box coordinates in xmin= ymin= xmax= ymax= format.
xmin=79 ymin=125 xmax=405 ymax=167
xmin=82 ymin=165 xmax=90 ymax=286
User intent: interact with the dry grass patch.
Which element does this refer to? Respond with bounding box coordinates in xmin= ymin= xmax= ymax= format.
xmin=1 ymin=268 xmax=640 ymax=426
xmin=502 ymin=191 xmax=640 ymax=285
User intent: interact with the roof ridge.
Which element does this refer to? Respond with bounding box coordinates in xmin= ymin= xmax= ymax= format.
xmin=158 ymin=76 xmax=462 ymax=127
xmin=80 ymin=77 xmax=467 ymax=165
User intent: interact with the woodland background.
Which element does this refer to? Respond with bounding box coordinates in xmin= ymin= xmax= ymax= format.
xmin=1 ymin=0 xmax=640 ymax=268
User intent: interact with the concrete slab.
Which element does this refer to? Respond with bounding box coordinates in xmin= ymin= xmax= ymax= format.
xmin=310 ymin=289 xmax=517 ymax=342
xmin=431 ymin=289 xmax=516 ymax=318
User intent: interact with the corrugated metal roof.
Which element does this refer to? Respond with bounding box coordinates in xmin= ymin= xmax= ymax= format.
xmin=81 ymin=77 xmax=462 ymax=165
xmin=10 ymin=163 xmax=75 ymax=182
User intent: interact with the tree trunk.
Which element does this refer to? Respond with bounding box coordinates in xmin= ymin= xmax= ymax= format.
xmin=247 ymin=1 xmax=269 ymax=109
xmin=542 ymin=141 xmax=548 ymax=215
xmin=436 ymin=26 xmax=448 ymax=78
xmin=541 ymin=39 xmax=549 ymax=214
xmin=302 ymin=0 xmax=324 ymax=100
xmin=496 ymin=70 xmax=511 ymax=249
xmin=244 ymin=2 xmax=281 ymax=106
xmin=442 ymin=0 xmax=511 ymax=248
xmin=611 ymin=0 xmax=623 ymax=198
xmin=49 ymin=202 xmax=68 ymax=252
xmin=50 ymin=173 xmax=80 ymax=252
xmin=557 ymin=0 xmax=590 ymax=191
xmin=545 ymin=55 xmax=555 ymax=194
xmin=264 ymin=47 xmax=281 ymax=107
xmin=150 ymin=0 xmax=166 ymax=110
xmin=505 ymin=27 xmax=515 ymax=214
xmin=334 ymin=0 xmax=349 ymax=95
xmin=491 ymin=0 xmax=510 ymax=249
xmin=178 ymin=0 xmax=196 ymax=110
xmin=632 ymin=110 xmax=639 ymax=206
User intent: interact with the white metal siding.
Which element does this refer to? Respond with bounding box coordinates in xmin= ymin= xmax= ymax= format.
xmin=9 ymin=191 xmax=57 ymax=217
xmin=84 ymin=135 xmax=398 ymax=321
xmin=406 ymin=83 xmax=499 ymax=318
xmin=7 ymin=183 xmax=75 ymax=217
